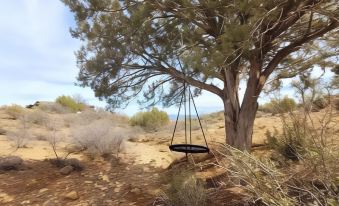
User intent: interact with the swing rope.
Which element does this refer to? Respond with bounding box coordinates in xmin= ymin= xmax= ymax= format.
xmin=169 ymin=58 xmax=209 ymax=154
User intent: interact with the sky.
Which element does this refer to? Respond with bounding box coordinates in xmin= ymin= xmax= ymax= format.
xmin=0 ymin=0 xmax=226 ymax=116
xmin=0 ymin=1 xmax=333 ymax=116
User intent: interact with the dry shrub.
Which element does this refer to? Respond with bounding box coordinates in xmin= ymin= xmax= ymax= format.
xmin=71 ymin=119 xmax=126 ymax=159
xmin=218 ymin=145 xmax=294 ymax=205
xmin=7 ymin=116 xmax=31 ymax=149
xmin=26 ymin=109 xmax=50 ymax=126
xmin=63 ymin=109 xmax=127 ymax=128
xmin=157 ymin=170 xmax=208 ymax=206
xmin=3 ymin=104 xmax=25 ymax=119
xmin=38 ymin=102 xmax=70 ymax=113
xmin=218 ymin=143 xmax=338 ymax=205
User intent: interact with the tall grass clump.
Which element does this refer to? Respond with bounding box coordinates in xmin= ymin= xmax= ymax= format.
xmin=55 ymin=95 xmax=85 ymax=112
xmin=129 ymin=107 xmax=169 ymax=131
xmin=157 ymin=170 xmax=208 ymax=206
xmin=218 ymin=142 xmax=338 ymax=205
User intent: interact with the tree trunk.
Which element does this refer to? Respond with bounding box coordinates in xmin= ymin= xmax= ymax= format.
xmin=222 ymin=63 xmax=260 ymax=151
xmin=224 ymin=98 xmax=258 ymax=151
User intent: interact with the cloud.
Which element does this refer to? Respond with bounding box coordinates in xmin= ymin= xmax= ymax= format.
xmin=0 ymin=0 xmax=105 ymax=107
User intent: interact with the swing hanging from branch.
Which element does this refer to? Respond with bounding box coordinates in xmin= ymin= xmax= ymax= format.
xmin=169 ymin=59 xmax=210 ymax=155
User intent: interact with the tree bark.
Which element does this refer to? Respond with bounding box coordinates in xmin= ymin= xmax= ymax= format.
xmin=223 ymin=63 xmax=260 ymax=151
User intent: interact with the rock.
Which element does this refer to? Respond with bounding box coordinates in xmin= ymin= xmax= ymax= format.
xmin=60 ymin=165 xmax=74 ymax=175
xmin=0 ymin=156 xmax=23 ymax=170
xmin=21 ymin=200 xmax=31 ymax=204
xmin=64 ymin=191 xmax=79 ymax=200
xmin=0 ymin=192 xmax=14 ymax=203
xmin=39 ymin=188 xmax=49 ymax=193
xmin=65 ymin=158 xmax=84 ymax=171
xmin=101 ymin=174 xmax=109 ymax=182
xmin=130 ymin=188 xmax=141 ymax=195
xmin=0 ymin=128 xmax=6 ymax=135
xmin=114 ymin=188 xmax=120 ymax=193
xmin=42 ymin=199 xmax=55 ymax=206
xmin=84 ymin=181 xmax=93 ymax=184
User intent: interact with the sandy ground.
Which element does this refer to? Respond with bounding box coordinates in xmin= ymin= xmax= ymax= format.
xmin=0 ymin=106 xmax=338 ymax=205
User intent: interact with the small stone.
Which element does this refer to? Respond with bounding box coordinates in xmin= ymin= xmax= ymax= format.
xmin=39 ymin=188 xmax=49 ymax=193
xmin=21 ymin=200 xmax=30 ymax=204
xmin=60 ymin=165 xmax=74 ymax=175
xmin=0 ymin=156 xmax=23 ymax=170
xmin=114 ymin=188 xmax=120 ymax=193
xmin=42 ymin=199 xmax=55 ymax=206
xmin=0 ymin=192 xmax=14 ymax=203
xmin=101 ymin=175 xmax=109 ymax=182
xmin=84 ymin=181 xmax=93 ymax=184
xmin=64 ymin=191 xmax=79 ymax=200
xmin=130 ymin=188 xmax=141 ymax=195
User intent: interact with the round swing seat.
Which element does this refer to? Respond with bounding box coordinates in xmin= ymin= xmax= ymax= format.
xmin=169 ymin=144 xmax=210 ymax=154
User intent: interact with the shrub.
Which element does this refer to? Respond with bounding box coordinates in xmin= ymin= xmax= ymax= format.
xmin=3 ymin=104 xmax=25 ymax=119
xmin=7 ymin=116 xmax=30 ymax=149
xmin=218 ymin=143 xmax=338 ymax=206
xmin=27 ymin=109 xmax=50 ymax=126
xmin=259 ymin=96 xmax=297 ymax=114
xmin=129 ymin=107 xmax=169 ymax=131
xmin=158 ymin=171 xmax=208 ymax=206
xmin=312 ymin=96 xmax=329 ymax=110
xmin=55 ymin=95 xmax=85 ymax=112
xmin=71 ymin=119 xmax=126 ymax=158
xmin=38 ymin=102 xmax=70 ymax=113
xmin=265 ymin=115 xmax=307 ymax=161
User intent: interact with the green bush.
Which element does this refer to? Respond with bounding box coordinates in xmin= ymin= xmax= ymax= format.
xmin=259 ymin=96 xmax=297 ymax=114
xmin=129 ymin=108 xmax=169 ymax=131
xmin=3 ymin=104 xmax=25 ymax=119
xmin=55 ymin=95 xmax=85 ymax=112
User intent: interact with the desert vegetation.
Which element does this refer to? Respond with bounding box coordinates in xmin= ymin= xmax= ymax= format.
xmin=0 ymin=0 xmax=338 ymax=205
xmin=129 ymin=107 xmax=170 ymax=131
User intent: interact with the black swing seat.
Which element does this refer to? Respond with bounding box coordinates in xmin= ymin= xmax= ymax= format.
xmin=169 ymin=144 xmax=209 ymax=154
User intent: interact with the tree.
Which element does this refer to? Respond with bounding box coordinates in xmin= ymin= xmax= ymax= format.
xmin=63 ymin=0 xmax=338 ymax=150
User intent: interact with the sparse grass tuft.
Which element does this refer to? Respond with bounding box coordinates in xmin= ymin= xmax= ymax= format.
xmin=158 ymin=170 xmax=208 ymax=206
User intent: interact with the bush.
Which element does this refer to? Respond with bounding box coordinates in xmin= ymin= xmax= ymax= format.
xmin=55 ymin=95 xmax=85 ymax=112
xmin=38 ymin=102 xmax=70 ymax=113
xmin=218 ymin=143 xmax=338 ymax=205
xmin=3 ymin=104 xmax=25 ymax=119
xmin=71 ymin=119 xmax=125 ymax=158
xmin=158 ymin=171 xmax=208 ymax=206
xmin=265 ymin=116 xmax=307 ymax=161
xmin=312 ymin=96 xmax=329 ymax=110
xmin=27 ymin=110 xmax=50 ymax=126
xmin=7 ymin=116 xmax=30 ymax=149
xmin=259 ymin=96 xmax=297 ymax=114
xmin=129 ymin=107 xmax=169 ymax=131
